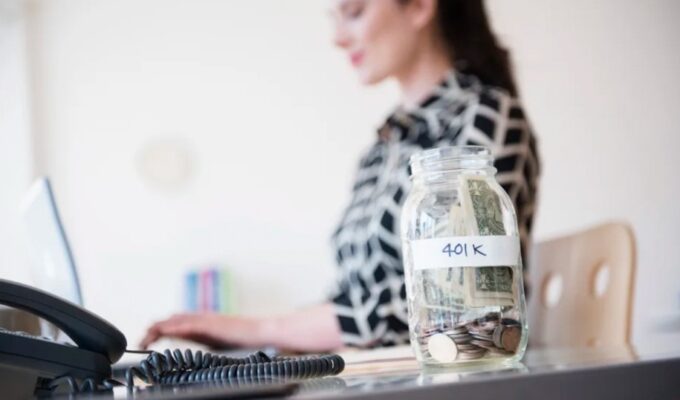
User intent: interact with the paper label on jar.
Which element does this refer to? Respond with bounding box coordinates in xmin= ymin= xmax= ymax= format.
xmin=410 ymin=236 xmax=519 ymax=270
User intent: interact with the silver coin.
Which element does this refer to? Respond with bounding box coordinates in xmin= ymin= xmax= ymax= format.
xmin=478 ymin=313 xmax=501 ymax=322
xmin=427 ymin=333 xmax=458 ymax=363
xmin=468 ymin=323 xmax=493 ymax=331
xmin=470 ymin=333 xmax=493 ymax=342
xmin=457 ymin=345 xmax=486 ymax=354
xmin=470 ymin=339 xmax=496 ymax=350
xmin=492 ymin=326 xmax=505 ymax=348
xmin=468 ymin=332 xmax=493 ymax=340
xmin=442 ymin=322 xmax=466 ymax=331
xmin=476 ymin=318 xmax=500 ymax=330
xmin=457 ymin=349 xmax=488 ymax=360
xmin=468 ymin=346 xmax=488 ymax=354
xmin=446 ymin=324 xmax=467 ymax=331
xmin=443 ymin=331 xmax=469 ymax=339
xmin=468 ymin=326 xmax=494 ymax=334
xmin=452 ymin=335 xmax=473 ymax=344
xmin=456 ymin=343 xmax=481 ymax=351
xmin=455 ymin=321 xmax=471 ymax=330
xmin=423 ymin=328 xmax=442 ymax=336
xmin=426 ymin=325 xmax=466 ymax=336
xmin=501 ymin=318 xmax=521 ymax=327
xmin=447 ymin=332 xmax=472 ymax=339
xmin=467 ymin=317 xmax=497 ymax=329
xmin=424 ymin=325 xmax=448 ymax=333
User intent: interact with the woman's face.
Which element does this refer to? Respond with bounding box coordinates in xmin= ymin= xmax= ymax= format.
xmin=330 ymin=0 xmax=432 ymax=85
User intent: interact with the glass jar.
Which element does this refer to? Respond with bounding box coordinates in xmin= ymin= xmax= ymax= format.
xmin=400 ymin=146 xmax=528 ymax=367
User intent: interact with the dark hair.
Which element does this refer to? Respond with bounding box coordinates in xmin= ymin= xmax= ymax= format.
xmin=436 ymin=0 xmax=518 ymax=95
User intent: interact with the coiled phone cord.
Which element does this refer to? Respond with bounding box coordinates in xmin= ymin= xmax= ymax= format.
xmin=125 ymin=348 xmax=345 ymax=386
xmin=49 ymin=348 xmax=345 ymax=393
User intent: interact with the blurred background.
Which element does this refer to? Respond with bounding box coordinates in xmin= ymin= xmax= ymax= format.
xmin=1 ymin=0 xmax=679 ymax=348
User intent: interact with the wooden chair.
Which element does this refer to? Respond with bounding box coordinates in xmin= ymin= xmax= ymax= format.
xmin=528 ymin=222 xmax=636 ymax=348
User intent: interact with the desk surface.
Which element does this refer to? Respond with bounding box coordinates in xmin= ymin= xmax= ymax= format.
xmin=311 ymin=344 xmax=680 ymax=400
xmin=102 ymin=342 xmax=680 ymax=400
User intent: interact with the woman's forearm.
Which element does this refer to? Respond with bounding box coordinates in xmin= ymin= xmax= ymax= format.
xmin=258 ymin=302 xmax=344 ymax=352
xmin=140 ymin=303 xmax=345 ymax=352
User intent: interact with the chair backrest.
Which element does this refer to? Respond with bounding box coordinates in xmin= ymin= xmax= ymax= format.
xmin=528 ymin=222 xmax=636 ymax=348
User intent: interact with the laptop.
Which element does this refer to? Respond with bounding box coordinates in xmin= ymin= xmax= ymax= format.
xmin=20 ymin=177 xmax=83 ymax=307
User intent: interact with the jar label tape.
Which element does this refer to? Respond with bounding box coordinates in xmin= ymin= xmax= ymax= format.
xmin=410 ymin=236 xmax=519 ymax=270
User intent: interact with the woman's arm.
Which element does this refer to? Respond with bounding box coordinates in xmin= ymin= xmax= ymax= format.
xmin=140 ymin=303 xmax=344 ymax=353
xmin=260 ymin=303 xmax=344 ymax=352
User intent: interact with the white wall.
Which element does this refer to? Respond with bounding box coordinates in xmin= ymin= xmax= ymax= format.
xmin=0 ymin=0 xmax=34 ymax=284
xmin=3 ymin=0 xmax=679 ymax=347
xmin=489 ymin=0 xmax=680 ymax=348
xmin=21 ymin=0 xmax=399 ymax=345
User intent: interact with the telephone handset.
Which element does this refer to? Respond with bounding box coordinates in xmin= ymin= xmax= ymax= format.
xmin=0 ymin=279 xmax=344 ymax=396
xmin=0 ymin=278 xmax=126 ymax=383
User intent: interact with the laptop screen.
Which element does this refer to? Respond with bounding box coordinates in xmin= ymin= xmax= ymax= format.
xmin=20 ymin=178 xmax=83 ymax=306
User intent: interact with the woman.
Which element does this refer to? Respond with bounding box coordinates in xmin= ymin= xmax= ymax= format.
xmin=141 ymin=0 xmax=539 ymax=351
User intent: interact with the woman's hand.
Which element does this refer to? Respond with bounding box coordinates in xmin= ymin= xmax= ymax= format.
xmin=140 ymin=303 xmax=344 ymax=352
xmin=139 ymin=312 xmax=263 ymax=350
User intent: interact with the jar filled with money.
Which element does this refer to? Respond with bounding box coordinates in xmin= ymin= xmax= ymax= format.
xmin=401 ymin=146 xmax=527 ymax=367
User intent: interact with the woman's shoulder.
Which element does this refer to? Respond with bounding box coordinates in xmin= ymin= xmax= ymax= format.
xmin=453 ymin=72 xmax=527 ymax=120
xmin=373 ymin=72 xmax=534 ymax=154
xmin=430 ymin=73 xmax=533 ymax=144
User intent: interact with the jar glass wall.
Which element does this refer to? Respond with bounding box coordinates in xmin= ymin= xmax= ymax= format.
xmin=400 ymin=146 xmax=528 ymax=367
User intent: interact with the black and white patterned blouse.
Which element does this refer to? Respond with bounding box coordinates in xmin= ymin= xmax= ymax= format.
xmin=329 ymin=71 xmax=540 ymax=347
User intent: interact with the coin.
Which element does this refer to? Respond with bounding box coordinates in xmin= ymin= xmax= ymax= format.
xmin=476 ymin=320 xmax=500 ymax=331
xmin=467 ymin=315 xmax=499 ymax=331
xmin=427 ymin=333 xmax=458 ymax=363
xmin=455 ymin=321 xmax=470 ymax=330
xmin=477 ymin=313 xmax=501 ymax=323
xmin=447 ymin=331 xmax=471 ymax=339
xmin=451 ymin=335 xmax=473 ymax=344
xmin=501 ymin=326 xmax=521 ymax=352
xmin=492 ymin=325 xmax=505 ymax=348
xmin=470 ymin=339 xmax=496 ymax=350
xmin=501 ymin=318 xmax=521 ymax=327
xmin=468 ymin=331 xmax=493 ymax=340
xmin=426 ymin=325 xmax=466 ymax=337
xmin=455 ymin=343 xmax=481 ymax=351
xmin=470 ymin=333 xmax=493 ymax=342
xmin=423 ymin=328 xmax=443 ymax=336
xmin=443 ymin=328 xmax=468 ymax=336
xmin=457 ymin=349 xmax=487 ymax=360
xmin=467 ymin=325 xmax=494 ymax=334
xmin=463 ymin=349 xmax=486 ymax=355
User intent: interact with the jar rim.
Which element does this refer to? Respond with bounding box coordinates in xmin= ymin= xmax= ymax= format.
xmin=409 ymin=146 xmax=494 ymax=177
xmin=410 ymin=146 xmax=492 ymax=165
